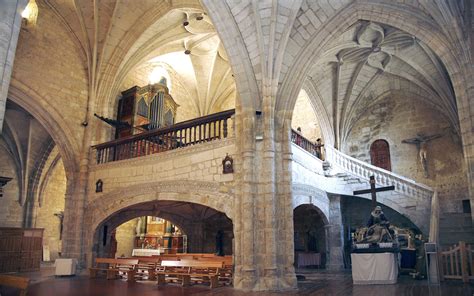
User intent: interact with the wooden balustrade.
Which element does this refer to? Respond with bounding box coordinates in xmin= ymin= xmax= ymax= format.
xmin=92 ymin=109 xmax=235 ymax=164
xmin=439 ymin=241 xmax=474 ymax=283
xmin=291 ymin=129 xmax=323 ymax=159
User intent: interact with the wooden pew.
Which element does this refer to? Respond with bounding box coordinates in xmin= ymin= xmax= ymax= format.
xmin=156 ymin=260 xmax=223 ymax=288
xmin=135 ymin=257 xmax=161 ymax=280
xmin=194 ymin=257 xmax=233 ymax=285
xmin=89 ymin=258 xmax=138 ymax=282
xmin=0 ymin=275 xmax=29 ymax=296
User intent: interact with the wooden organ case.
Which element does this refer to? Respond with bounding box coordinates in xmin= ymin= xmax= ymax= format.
xmin=116 ymin=83 xmax=179 ymax=139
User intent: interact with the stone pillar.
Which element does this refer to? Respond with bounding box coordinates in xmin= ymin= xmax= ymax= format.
xmin=233 ymin=106 xmax=257 ymax=290
xmin=326 ymin=195 xmax=345 ymax=270
xmin=0 ymin=0 xmax=28 ymax=130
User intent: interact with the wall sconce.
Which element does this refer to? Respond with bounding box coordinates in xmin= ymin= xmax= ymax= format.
xmin=21 ymin=0 xmax=38 ymax=27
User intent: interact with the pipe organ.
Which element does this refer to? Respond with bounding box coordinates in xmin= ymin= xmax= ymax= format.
xmin=116 ymin=83 xmax=179 ymax=138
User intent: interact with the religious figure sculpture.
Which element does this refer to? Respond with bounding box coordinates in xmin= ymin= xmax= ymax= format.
xmin=135 ymin=217 xmax=142 ymax=237
xmin=359 ymin=206 xmax=394 ymax=244
xmin=402 ymin=133 xmax=442 ymax=177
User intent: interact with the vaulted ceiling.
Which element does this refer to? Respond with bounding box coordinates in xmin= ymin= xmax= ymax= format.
xmin=41 ymin=0 xmax=236 ymax=119
xmin=304 ymin=21 xmax=457 ymax=146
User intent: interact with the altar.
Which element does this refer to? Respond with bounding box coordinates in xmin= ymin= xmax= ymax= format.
xmin=132 ymin=248 xmax=162 ymax=257
xmin=296 ymin=252 xmax=321 ymax=268
xmin=351 ymin=252 xmax=398 ymax=284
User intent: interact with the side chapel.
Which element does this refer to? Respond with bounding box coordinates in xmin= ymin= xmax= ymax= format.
xmin=0 ymin=0 xmax=473 ymax=292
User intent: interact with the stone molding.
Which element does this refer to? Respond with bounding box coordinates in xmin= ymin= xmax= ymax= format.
xmin=86 ymin=179 xmax=234 ymax=233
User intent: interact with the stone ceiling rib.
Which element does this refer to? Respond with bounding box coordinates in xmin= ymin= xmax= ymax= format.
xmin=304 ymin=20 xmax=460 ymax=148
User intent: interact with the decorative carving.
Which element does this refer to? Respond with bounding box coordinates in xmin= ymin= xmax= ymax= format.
xmin=222 ymin=154 xmax=233 ymax=174
xmin=96 ymin=179 xmax=103 ymax=193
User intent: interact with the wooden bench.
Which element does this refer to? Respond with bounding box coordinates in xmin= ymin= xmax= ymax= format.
xmin=135 ymin=257 xmax=161 ymax=280
xmin=89 ymin=258 xmax=138 ymax=282
xmin=156 ymin=260 xmax=223 ymax=288
xmin=195 ymin=257 xmax=233 ymax=285
xmin=0 ymin=275 xmax=29 ymax=296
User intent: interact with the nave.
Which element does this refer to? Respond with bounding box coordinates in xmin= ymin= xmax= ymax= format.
xmin=1 ymin=266 xmax=472 ymax=296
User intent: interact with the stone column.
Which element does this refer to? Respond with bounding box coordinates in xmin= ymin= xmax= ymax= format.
xmin=326 ymin=194 xmax=345 ymax=270
xmin=233 ymin=106 xmax=258 ymax=290
xmin=0 ymin=0 xmax=28 ymax=130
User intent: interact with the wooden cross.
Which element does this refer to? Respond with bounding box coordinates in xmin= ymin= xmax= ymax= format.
xmin=353 ymin=176 xmax=395 ymax=208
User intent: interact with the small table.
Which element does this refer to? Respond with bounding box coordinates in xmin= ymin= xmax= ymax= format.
xmin=296 ymin=252 xmax=321 ymax=268
xmin=132 ymin=248 xmax=162 ymax=257
xmin=55 ymin=258 xmax=77 ymax=276
xmin=351 ymin=252 xmax=398 ymax=284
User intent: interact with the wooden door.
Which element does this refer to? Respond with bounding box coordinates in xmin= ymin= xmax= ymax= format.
xmin=370 ymin=140 xmax=391 ymax=171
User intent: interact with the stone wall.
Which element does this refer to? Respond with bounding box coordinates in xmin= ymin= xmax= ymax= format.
xmin=88 ymin=138 xmax=235 ymax=204
xmin=291 ymin=89 xmax=322 ymax=142
xmin=11 ymin=2 xmax=88 ymax=154
xmin=34 ymin=158 xmax=66 ymax=261
xmin=0 ymin=140 xmax=22 ymax=226
xmin=115 ymin=219 xmax=136 ymax=258
xmin=343 ymin=93 xmax=468 ymax=214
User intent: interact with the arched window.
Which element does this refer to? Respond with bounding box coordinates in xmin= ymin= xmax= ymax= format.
xmin=370 ymin=139 xmax=391 ymax=171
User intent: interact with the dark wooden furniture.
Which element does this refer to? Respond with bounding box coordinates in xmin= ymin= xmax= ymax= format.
xmin=89 ymin=258 xmax=139 ymax=282
xmin=0 ymin=228 xmax=43 ymax=273
xmin=116 ymin=84 xmax=178 ymax=138
xmin=0 ymin=275 xmax=30 ymax=296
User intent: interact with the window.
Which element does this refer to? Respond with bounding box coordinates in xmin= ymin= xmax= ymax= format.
xmin=370 ymin=139 xmax=391 ymax=171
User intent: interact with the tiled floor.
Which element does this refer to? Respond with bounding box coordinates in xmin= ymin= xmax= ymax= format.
xmin=1 ymin=266 xmax=473 ymax=295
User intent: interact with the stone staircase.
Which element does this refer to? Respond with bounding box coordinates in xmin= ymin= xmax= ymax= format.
xmin=323 ymin=146 xmax=436 ymax=236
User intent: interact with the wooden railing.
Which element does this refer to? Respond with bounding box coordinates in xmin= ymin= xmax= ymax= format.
xmin=92 ymin=109 xmax=235 ymax=164
xmin=291 ymin=129 xmax=323 ymax=159
xmin=439 ymin=241 xmax=474 ymax=283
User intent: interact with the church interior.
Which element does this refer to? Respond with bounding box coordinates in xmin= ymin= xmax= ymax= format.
xmin=0 ymin=0 xmax=473 ymax=294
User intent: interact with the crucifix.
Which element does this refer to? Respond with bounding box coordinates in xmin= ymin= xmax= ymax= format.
xmin=402 ymin=133 xmax=442 ymax=177
xmin=353 ymin=176 xmax=395 ymax=208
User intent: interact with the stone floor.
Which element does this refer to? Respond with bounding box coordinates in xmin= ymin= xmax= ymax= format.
xmin=1 ymin=266 xmax=473 ymax=295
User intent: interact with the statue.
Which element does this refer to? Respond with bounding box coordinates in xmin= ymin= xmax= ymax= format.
xmin=135 ymin=217 xmax=142 ymax=237
xmin=359 ymin=206 xmax=394 ymax=244
xmin=402 ymin=133 xmax=442 ymax=177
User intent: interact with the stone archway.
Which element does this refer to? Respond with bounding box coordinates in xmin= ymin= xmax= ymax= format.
xmin=90 ymin=200 xmax=234 ymax=262
xmin=83 ymin=181 xmax=234 ymax=266
xmin=293 ymin=204 xmax=329 ymax=269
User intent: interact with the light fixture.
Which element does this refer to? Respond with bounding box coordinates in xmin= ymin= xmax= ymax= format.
xmin=21 ymin=0 xmax=38 ymax=26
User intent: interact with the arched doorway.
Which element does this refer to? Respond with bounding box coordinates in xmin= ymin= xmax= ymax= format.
xmin=370 ymin=139 xmax=391 ymax=171
xmin=92 ymin=200 xmax=233 ymax=260
xmin=293 ymin=204 xmax=328 ymax=269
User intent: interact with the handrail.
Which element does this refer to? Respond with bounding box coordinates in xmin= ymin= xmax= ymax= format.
xmin=92 ymin=109 xmax=235 ymax=164
xmin=290 ymin=129 xmax=323 ymax=159
xmin=325 ymin=145 xmax=433 ymax=199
